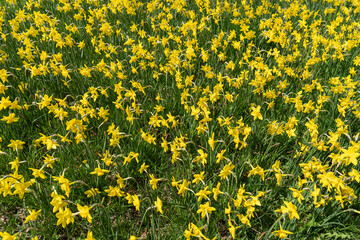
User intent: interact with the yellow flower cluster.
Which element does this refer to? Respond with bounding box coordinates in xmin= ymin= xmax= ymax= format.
xmin=0 ymin=0 xmax=360 ymax=239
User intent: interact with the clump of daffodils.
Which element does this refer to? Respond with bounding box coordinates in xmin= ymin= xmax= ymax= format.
xmin=0 ymin=0 xmax=360 ymax=239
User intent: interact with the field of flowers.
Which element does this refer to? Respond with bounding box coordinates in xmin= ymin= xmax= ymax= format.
xmin=1 ymin=0 xmax=360 ymax=239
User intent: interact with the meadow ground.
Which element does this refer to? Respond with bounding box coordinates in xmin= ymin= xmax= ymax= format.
xmin=1 ymin=0 xmax=360 ymax=239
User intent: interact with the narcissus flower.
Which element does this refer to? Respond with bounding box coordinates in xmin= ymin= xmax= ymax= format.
xmin=250 ymin=105 xmax=263 ymax=120
xmin=197 ymin=201 xmax=216 ymax=218
xmin=154 ymin=197 xmax=163 ymax=214
xmin=272 ymin=224 xmax=293 ymax=238
xmin=24 ymin=209 xmax=41 ymax=224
